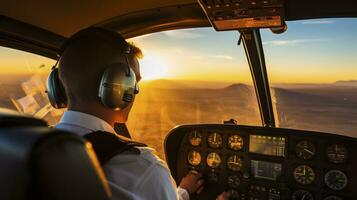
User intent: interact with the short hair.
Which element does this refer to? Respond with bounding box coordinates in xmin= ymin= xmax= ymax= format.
xmin=58 ymin=27 xmax=142 ymax=106
xmin=60 ymin=27 xmax=143 ymax=59
xmin=128 ymin=42 xmax=143 ymax=59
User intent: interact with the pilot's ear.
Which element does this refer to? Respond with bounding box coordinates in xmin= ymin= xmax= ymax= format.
xmin=130 ymin=58 xmax=141 ymax=82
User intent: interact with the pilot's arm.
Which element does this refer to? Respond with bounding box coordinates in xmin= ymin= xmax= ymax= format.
xmin=103 ymin=146 xmax=203 ymax=200
xmin=179 ymin=172 xmax=231 ymax=200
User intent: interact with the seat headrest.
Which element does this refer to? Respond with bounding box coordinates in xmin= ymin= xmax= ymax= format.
xmin=0 ymin=108 xmax=47 ymax=127
xmin=0 ymin=109 xmax=111 ymax=200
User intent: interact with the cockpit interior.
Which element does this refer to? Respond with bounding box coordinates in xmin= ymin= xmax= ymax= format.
xmin=0 ymin=0 xmax=356 ymax=200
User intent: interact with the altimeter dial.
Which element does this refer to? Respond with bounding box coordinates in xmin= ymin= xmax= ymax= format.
xmin=293 ymin=165 xmax=315 ymax=185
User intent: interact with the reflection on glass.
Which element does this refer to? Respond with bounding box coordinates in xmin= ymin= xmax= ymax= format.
xmin=249 ymin=135 xmax=286 ymax=157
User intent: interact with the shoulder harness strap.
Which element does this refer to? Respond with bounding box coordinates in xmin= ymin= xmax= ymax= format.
xmin=84 ymin=131 xmax=147 ymax=165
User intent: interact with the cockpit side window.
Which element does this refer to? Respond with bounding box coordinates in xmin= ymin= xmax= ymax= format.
xmin=0 ymin=46 xmax=63 ymax=124
xmin=261 ymin=18 xmax=357 ymax=137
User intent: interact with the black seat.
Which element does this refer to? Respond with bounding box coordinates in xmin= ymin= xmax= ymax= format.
xmin=0 ymin=108 xmax=111 ymax=200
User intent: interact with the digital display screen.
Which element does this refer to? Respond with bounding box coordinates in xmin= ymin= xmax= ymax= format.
xmin=249 ymin=135 xmax=286 ymax=157
xmin=251 ymin=160 xmax=282 ymax=180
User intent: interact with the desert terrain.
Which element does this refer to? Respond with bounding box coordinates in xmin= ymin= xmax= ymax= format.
xmin=127 ymin=80 xmax=261 ymax=158
xmin=272 ymin=82 xmax=357 ymax=138
xmin=128 ymin=80 xmax=357 ymax=158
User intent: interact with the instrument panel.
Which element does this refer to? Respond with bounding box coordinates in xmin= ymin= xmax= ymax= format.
xmin=165 ymin=125 xmax=357 ymax=200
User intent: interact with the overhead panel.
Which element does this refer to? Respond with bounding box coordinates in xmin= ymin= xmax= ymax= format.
xmin=197 ymin=0 xmax=285 ymax=30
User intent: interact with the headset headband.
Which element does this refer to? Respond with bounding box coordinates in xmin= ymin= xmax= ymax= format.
xmin=60 ymin=27 xmax=132 ymax=56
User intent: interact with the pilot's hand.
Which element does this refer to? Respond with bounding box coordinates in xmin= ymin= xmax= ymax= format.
xmin=179 ymin=171 xmax=204 ymax=194
xmin=216 ymin=192 xmax=231 ymax=200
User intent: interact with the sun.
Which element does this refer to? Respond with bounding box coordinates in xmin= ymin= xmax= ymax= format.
xmin=139 ymin=53 xmax=170 ymax=80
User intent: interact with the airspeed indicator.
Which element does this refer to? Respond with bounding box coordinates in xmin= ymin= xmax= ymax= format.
xmin=296 ymin=141 xmax=316 ymax=160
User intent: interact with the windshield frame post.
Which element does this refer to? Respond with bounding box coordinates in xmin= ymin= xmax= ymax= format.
xmin=240 ymin=29 xmax=276 ymax=127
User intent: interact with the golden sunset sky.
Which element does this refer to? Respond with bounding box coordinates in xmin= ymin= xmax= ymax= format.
xmin=0 ymin=18 xmax=356 ymax=84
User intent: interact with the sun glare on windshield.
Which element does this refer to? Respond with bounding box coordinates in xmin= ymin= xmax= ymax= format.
xmin=138 ymin=52 xmax=170 ymax=80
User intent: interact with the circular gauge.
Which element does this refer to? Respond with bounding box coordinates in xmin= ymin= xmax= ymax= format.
xmin=293 ymin=165 xmax=316 ymax=185
xmin=227 ymin=175 xmax=240 ymax=188
xmin=292 ymin=190 xmax=314 ymax=200
xmin=188 ymin=130 xmax=202 ymax=146
xmin=324 ymin=170 xmax=348 ymax=191
xmin=324 ymin=196 xmax=343 ymax=200
xmin=207 ymin=132 xmax=222 ymax=148
xmin=187 ymin=150 xmax=201 ymax=166
xmin=227 ymin=155 xmax=242 ymax=172
xmin=207 ymin=172 xmax=219 ymax=183
xmin=296 ymin=141 xmax=316 ymax=160
xmin=206 ymin=152 xmax=221 ymax=168
xmin=228 ymin=135 xmax=244 ymax=151
xmin=327 ymin=144 xmax=347 ymax=164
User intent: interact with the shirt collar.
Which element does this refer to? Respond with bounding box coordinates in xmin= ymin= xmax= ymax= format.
xmin=58 ymin=110 xmax=115 ymax=133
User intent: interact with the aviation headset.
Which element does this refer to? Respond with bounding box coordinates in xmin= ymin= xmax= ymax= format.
xmin=47 ymin=27 xmax=139 ymax=110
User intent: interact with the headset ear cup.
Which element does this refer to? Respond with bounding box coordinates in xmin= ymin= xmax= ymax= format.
xmin=98 ymin=64 xmax=137 ymax=110
xmin=47 ymin=68 xmax=68 ymax=109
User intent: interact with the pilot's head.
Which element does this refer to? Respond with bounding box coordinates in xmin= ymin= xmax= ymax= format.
xmin=59 ymin=27 xmax=143 ymax=126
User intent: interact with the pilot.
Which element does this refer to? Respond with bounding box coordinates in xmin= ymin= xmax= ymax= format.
xmin=55 ymin=27 xmax=230 ymax=200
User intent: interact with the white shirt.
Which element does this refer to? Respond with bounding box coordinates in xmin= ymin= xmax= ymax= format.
xmin=55 ymin=110 xmax=189 ymax=200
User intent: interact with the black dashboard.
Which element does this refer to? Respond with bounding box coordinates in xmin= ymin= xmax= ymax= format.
xmin=165 ymin=125 xmax=357 ymax=200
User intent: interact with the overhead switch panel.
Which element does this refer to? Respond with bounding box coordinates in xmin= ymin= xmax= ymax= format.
xmin=197 ymin=0 xmax=285 ymax=31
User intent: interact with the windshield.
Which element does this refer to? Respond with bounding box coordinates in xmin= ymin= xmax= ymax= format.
xmin=261 ymin=18 xmax=357 ymax=137
xmin=0 ymin=29 xmax=261 ymax=159
xmin=128 ymin=28 xmax=261 ymax=158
